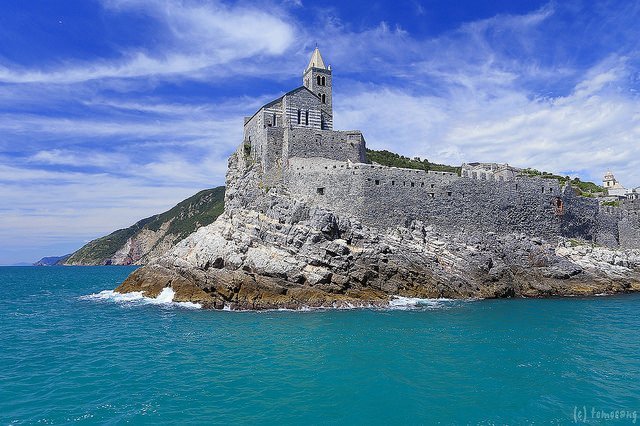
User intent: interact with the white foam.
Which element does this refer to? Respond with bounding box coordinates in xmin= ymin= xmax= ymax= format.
xmin=80 ymin=288 xmax=202 ymax=309
xmin=387 ymin=296 xmax=457 ymax=310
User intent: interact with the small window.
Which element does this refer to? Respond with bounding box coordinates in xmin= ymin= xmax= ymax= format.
xmin=411 ymin=182 xmax=415 ymax=187
xmin=297 ymin=109 xmax=301 ymax=124
xmin=392 ymin=181 xmax=395 ymax=186
xmin=273 ymin=113 xmax=277 ymax=126
xmin=317 ymin=75 xmax=321 ymax=85
xmin=447 ymin=192 xmax=452 ymax=197
xmin=375 ymin=180 xmax=380 ymax=185
xmin=322 ymin=76 xmax=326 ymax=86
xmin=421 ymin=182 xmax=424 ymax=187
xmin=305 ymin=110 xmax=309 ymax=125
xmin=321 ymin=94 xmax=326 ymax=104
xmin=317 ymin=187 xmax=325 ymax=195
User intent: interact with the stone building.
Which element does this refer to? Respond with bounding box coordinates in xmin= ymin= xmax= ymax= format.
xmin=234 ymin=48 xmax=640 ymax=249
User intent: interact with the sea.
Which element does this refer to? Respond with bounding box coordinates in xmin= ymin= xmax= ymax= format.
xmin=1 ymin=266 xmax=639 ymax=425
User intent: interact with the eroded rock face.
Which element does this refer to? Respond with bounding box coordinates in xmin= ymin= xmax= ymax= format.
xmin=115 ymin=151 xmax=640 ymax=309
xmin=116 ymin=193 xmax=640 ymax=309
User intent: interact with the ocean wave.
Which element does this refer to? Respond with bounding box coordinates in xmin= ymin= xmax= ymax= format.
xmin=80 ymin=290 xmax=469 ymax=312
xmin=80 ymin=287 xmax=202 ymax=309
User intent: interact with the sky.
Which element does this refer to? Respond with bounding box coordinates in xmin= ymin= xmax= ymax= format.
xmin=1 ymin=0 xmax=639 ymax=264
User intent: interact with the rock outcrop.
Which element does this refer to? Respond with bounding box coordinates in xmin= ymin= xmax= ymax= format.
xmin=115 ymin=152 xmax=640 ymax=309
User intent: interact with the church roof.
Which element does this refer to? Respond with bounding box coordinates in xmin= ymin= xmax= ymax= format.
xmin=305 ymin=47 xmax=327 ymax=72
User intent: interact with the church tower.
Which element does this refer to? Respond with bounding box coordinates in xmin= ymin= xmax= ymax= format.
xmin=303 ymin=47 xmax=332 ymax=129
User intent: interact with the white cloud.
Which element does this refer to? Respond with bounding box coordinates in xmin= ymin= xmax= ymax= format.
xmin=0 ymin=0 xmax=296 ymax=84
xmin=337 ymin=56 xmax=640 ymax=185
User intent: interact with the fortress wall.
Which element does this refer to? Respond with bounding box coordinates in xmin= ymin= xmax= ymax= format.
xmin=621 ymin=199 xmax=640 ymax=211
xmin=284 ymin=159 xmax=607 ymax=242
xmin=619 ymin=215 xmax=640 ymax=248
xmin=285 ymin=158 xmax=365 ymax=217
xmin=553 ymin=185 xmax=595 ymax=242
xmin=285 ymin=128 xmax=366 ymax=163
xmin=358 ymin=173 xmax=567 ymax=240
xmin=597 ymin=206 xmax=640 ymax=248
xmin=282 ymin=159 xmax=637 ymax=245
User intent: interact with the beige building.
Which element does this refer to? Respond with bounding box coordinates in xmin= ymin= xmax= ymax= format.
xmin=603 ymin=171 xmax=627 ymax=197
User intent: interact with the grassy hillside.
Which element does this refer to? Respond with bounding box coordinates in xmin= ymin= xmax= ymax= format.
xmin=520 ymin=168 xmax=604 ymax=196
xmin=65 ymin=187 xmax=225 ymax=265
xmin=366 ymin=149 xmax=461 ymax=175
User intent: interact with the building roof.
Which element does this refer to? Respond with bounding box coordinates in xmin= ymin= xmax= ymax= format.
xmin=305 ymin=47 xmax=327 ymax=72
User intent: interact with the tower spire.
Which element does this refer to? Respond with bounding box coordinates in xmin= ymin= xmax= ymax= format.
xmin=305 ymin=47 xmax=327 ymax=73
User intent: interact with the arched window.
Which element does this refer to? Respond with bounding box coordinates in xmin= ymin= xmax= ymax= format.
xmin=321 ymin=94 xmax=326 ymax=104
xmin=317 ymin=75 xmax=321 ymax=85
xmin=297 ymin=109 xmax=301 ymax=124
xmin=305 ymin=110 xmax=309 ymax=125
xmin=321 ymin=76 xmax=326 ymax=86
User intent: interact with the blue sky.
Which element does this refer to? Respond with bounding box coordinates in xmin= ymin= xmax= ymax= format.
xmin=1 ymin=0 xmax=639 ymax=264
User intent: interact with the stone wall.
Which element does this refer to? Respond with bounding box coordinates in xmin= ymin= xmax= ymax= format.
xmin=597 ymin=206 xmax=640 ymax=248
xmin=284 ymin=158 xmax=627 ymax=245
xmin=284 ymin=128 xmax=366 ymax=163
xmin=622 ymin=199 xmax=640 ymax=211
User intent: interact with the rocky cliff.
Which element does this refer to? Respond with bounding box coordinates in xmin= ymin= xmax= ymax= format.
xmin=65 ymin=187 xmax=225 ymax=265
xmin=115 ymin=150 xmax=640 ymax=309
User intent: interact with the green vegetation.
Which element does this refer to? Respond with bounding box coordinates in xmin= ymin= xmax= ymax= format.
xmin=520 ymin=168 xmax=604 ymax=197
xmin=366 ymin=149 xmax=461 ymax=175
xmin=601 ymin=200 xmax=620 ymax=207
xmin=65 ymin=186 xmax=225 ymax=265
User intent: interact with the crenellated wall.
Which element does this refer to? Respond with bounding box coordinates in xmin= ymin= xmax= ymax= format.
xmin=282 ymin=158 xmax=640 ymax=246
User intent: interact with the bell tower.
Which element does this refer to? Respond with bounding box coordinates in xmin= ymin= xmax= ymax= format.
xmin=303 ymin=47 xmax=332 ymax=129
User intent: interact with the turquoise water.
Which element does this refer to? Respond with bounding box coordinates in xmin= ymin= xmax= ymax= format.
xmin=1 ymin=267 xmax=639 ymax=424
